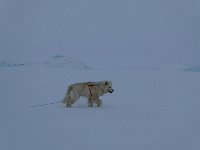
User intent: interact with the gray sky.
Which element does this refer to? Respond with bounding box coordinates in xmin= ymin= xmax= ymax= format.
xmin=0 ymin=0 xmax=200 ymax=64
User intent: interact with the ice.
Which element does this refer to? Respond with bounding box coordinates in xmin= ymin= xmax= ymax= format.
xmin=0 ymin=55 xmax=91 ymax=70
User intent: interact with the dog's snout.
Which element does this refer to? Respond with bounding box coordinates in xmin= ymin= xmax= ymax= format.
xmin=109 ymin=89 xmax=114 ymax=93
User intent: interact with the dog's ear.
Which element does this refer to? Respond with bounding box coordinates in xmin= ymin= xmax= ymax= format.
xmin=105 ymin=80 xmax=108 ymax=85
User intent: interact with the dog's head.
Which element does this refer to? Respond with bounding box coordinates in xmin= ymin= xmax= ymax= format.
xmin=103 ymin=81 xmax=114 ymax=94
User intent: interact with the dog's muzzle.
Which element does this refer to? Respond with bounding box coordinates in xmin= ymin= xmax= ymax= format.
xmin=108 ymin=89 xmax=114 ymax=93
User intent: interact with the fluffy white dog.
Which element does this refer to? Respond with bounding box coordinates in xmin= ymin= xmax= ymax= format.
xmin=62 ymin=81 xmax=114 ymax=107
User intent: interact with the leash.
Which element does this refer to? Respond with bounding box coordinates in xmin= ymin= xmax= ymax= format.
xmin=29 ymin=100 xmax=62 ymax=108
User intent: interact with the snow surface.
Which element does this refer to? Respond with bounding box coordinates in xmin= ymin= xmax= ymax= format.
xmin=0 ymin=55 xmax=200 ymax=150
xmin=1 ymin=0 xmax=200 ymax=150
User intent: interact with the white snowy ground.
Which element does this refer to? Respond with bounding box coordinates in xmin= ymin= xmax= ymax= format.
xmin=0 ymin=55 xmax=200 ymax=150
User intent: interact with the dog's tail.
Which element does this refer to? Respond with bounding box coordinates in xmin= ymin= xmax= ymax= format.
xmin=62 ymin=94 xmax=69 ymax=104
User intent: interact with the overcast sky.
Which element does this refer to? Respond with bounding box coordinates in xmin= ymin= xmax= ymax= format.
xmin=0 ymin=0 xmax=200 ymax=64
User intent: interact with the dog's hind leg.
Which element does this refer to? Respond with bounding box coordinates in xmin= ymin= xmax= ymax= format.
xmin=63 ymin=95 xmax=72 ymax=107
xmin=65 ymin=96 xmax=72 ymax=107
xmin=66 ymin=90 xmax=80 ymax=107
xmin=88 ymin=98 xmax=94 ymax=107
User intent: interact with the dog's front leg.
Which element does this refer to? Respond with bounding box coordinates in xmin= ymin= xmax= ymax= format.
xmin=96 ymin=99 xmax=102 ymax=107
xmin=88 ymin=98 xmax=94 ymax=107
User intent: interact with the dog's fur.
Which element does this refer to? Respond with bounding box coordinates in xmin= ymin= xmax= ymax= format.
xmin=62 ymin=81 xmax=114 ymax=107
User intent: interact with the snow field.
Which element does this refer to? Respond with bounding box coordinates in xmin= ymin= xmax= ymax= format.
xmin=0 ymin=62 xmax=200 ymax=150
